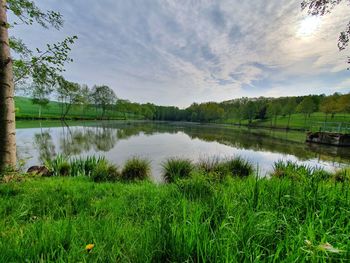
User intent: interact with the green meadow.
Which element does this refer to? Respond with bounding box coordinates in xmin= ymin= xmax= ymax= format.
xmin=1 ymin=157 xmax=350 ymax=262
xmin=14 ymin=97 xmax=140 ymax=120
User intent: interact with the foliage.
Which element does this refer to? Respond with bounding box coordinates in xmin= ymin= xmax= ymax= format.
xmin=90 ymin=85 xmax=117 ymax=118
xmin=45 ymin=154 xmax=71 ymax=177
xmin=219 ymin=157 xmax=254 ymax=178
xmin=90 ymin=159 xmax=120 ymax=182
xmin=69 ymin=156 xmax=107 ymax=177
xmin=56 ymin=77 xmax=83 ymax=119
xmin=301 ymin=0 xmax=350 ymax=52
xmin=162 ymin=158 xmax=194 ymax=182
xmin=271 ymin=160 xmax=331 ymax=181
xmin=121 ymin=157 xmax=151 ymax=181
xmin=333 ymin=167 xmax=350 ymax=182
xmin=197 ymin=156 xmax=222 ymax=174
xmin=1 ymin=170 xmax=350 ymax=261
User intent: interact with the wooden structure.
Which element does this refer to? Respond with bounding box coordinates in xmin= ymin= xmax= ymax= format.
xmin=306 ymin=122 xmax=350 ymax=147
xmin=306 ymin=132 xmax=350 ymax=146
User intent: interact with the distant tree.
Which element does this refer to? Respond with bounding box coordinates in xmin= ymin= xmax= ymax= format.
xmin=338 ymin=93 xmax=350 ymax=113
xmin=283 ymin=97 xmax=297 ymax=128
xmin=90 ymin=85 xmax=117 ymax=119
xmin=320 ymin=94 xmax=340 ymax=120
xmin=79 ymin=84 xmax=91 ymax=118
xmin=31 ymin=85 xmax=51 ymax=118
xmin=302 ymin=0 xmax=350 ymax=67
xmin=267 ymin=101 xmax=282 ymax=127
xmin=297 ymin=96 xmax=317 ymax=126
xmin=242 ymin=101 xmax=256 ymax=124
xmin=56 ymin=77 xmax=81 ymax=119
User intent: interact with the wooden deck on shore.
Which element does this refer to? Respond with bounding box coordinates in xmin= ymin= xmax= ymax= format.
xmin=306 ymin=132 xmax=350 ymax=147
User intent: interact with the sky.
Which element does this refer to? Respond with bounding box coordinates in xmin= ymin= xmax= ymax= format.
xmin=11 ymin=0 xmax=350 ymax=107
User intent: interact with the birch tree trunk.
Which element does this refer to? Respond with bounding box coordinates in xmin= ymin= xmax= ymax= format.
xmin=0 ymin=0 xmax=16 ymax=170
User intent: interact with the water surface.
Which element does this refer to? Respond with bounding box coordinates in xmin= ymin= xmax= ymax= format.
xmin=16 ymin=121 xmax=350 ymax=182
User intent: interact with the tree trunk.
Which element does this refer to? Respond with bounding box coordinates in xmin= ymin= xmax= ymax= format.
xmin=0 ymin=0 xmax=16 ymax=171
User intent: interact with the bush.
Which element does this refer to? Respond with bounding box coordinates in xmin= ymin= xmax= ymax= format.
xmin=121 ymin=157 xmax=151 ymax=181
xmin=162 ymin=158 xmax=194 ymax=182
xmin=90 ymin=159 xmax=120 ymax=182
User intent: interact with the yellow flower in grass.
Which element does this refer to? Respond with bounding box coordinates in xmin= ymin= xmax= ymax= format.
xmin=85 ymin=244 xmax=95 ymax=252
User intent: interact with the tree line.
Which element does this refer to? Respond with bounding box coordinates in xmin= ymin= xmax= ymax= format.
xmin=31 ymin=81 xmax=350 ymax=127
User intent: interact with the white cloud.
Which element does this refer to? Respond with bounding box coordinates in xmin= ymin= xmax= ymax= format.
xmin=10 ymin=0 xmax=350 ymax=107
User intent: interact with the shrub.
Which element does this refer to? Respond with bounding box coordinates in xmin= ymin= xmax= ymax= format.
xmin=90 ymin=159 xmax=120 ymax=182
xmin=162 ymin=158 xmax=194 ymax=182
xmin=121 ymin=157 xmax=151 ymax=181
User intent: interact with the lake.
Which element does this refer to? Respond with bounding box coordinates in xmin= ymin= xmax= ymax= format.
xmin=16 ymin=121 xmax=350 ymax=182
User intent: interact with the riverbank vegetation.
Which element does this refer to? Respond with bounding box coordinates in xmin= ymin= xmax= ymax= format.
xmin=0 ymin=157 xmax=349 ymax=262
xmin=15 ymin=92 xmax=350 ymax=131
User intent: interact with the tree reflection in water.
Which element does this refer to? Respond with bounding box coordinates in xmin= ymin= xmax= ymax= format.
xmin=34 ymin=131 xmax=56 ymax=163
xmin=32 ymin=121 xmax=350 ymax=167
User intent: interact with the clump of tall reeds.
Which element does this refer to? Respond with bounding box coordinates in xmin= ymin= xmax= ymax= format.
xmin=90 ymin=159 xmax=120 ymax=182
xmin=220 ymin=157 xmax=254 ymax=178
xmin=46 ymin=155 xmax=71 ymax=177
xmin=121 ymin=157 xmax=151 ymax=181
xmin=162 ymin=158 xmax=194 ymax=182
xmin=271 ymin=160 xmax=331 ymax=181
xmin=197 ymin=156 xmax=253 ymax=179
xmin=70 ymin=156 xmax=107 ymax=177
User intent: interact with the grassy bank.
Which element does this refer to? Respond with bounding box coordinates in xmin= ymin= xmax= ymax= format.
xmin=15 ymin=97 xmax=142 ymax=120
xmin=1 ymin=162 xmax=350 ymax=262
xmin=224 ymin=112 xmax=350 ymax=131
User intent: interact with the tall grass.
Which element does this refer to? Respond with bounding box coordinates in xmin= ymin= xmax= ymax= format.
xmin=90 ymin=159 xmax=120 ymax=182
xmin=121 ymin=157 xmax=151 ymax=181
xmin=1 ymin=172 xmax=350 ymax=262
xmin=46 ymin=155 xmax=71 ymax=177
xmin=162 ymin=158 xmax=194 ymax=182
xmin=271 ymin=160 xmax=331 ymax=181
xmin=197 ymin=156 xmax=254 ymax=179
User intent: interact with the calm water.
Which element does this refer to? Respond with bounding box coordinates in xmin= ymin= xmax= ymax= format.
xmin=16 ymin=121 xmax=350 ymax=182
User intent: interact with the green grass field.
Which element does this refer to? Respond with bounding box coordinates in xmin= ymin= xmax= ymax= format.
xmin=224 ymin=112 xmax=350 ymax=131
xmin=15 ymin=97 xmax=142 ymax=120
xmin=1 ymin=172 xmax=350 ymax=262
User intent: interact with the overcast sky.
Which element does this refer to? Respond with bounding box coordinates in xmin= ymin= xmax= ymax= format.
xmin=11 ymin=0 xmax=350 ymax=107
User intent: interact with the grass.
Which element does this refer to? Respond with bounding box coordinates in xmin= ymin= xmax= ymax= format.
xmin=271 ymin=160 xmax=332 ymax=181
xmin=90 ymin=159 xmax=120 ymax=182
xmin=1 ymin=168 xmax=350 ymax=262
xmin=162 ymin=158 xmax=194 ymax=182
xmin=121 ymin=157 xmax=151 ymax=181
xmin=15 ymin=96 xmax=143 ymax=120
xmin=197 ymin=156 xmax=254 ymax=179
xmin=224 ymin=112 xmax=350 ymax=131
